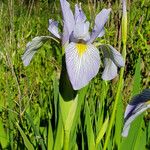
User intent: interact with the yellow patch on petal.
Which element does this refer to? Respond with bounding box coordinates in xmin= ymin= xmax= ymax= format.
xmin=76 ymin=43 xmax=87 ymax=56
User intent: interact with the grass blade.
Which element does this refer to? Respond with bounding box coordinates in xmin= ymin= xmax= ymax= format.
xmin=85 ymin=101 xmax=95 ymax=150
xmin=47 ymin=120 xmax=53 ymax=150
xmin=96 ymin=116 xmax=109 ymax=147
xmin=0 ymin=118 xmax=8 ymax=149
xmin=16 ymin=123 xmax=34 ymax=150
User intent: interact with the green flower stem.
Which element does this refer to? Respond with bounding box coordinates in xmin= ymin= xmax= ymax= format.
xmin=103 ymin=0 xmax=127 ymax=149
xmin=63 ymin=130 xmax=70 ymax=150
xmin=59 ymin=92 xmax=78 ymax=150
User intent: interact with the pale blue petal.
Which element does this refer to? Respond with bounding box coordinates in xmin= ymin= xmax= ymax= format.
xmin=122 ymin=125 xmax=130 ymax=137
xmin=75 ymin=4 xmax=86 ymax=23
xmin=73 ymin=4 xmax=89 ymax=41
xmin=122 ymin=103 xmax=150 ymax=137
xmin=102 ymin=58 xmax=117 ymax=80
xmin=73 ymin=21 xmax=90 ymax=41
xmin=108 ymin=45 xmax=125 ymax=67
xmin=100 ymin=44 xmax=124 ymax=80
xmin=22 ymin=36 xmax=50 ymax=66
xmin=122 ymin=89 xmax=150 ymax=137
xmin=89 ymin=8 xmax=111 ymax=43
xmin=65 ymin=42 xmax=100 ymax=90
xmin=124 ymin=105 xmax=134 ymax=119
xmin=48 ymin=19 xmax=61 ymax=39
xmin=60 ymin=0 xmax=75 ymax=45
xmin=98 ymin=28 xmax=105 ymax=37
xmin=124 ymin=89 xmax=150 ymax=119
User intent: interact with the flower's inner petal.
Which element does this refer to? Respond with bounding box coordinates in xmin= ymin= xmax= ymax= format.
xmin=89 ymin=8 xmax=111 ymax=43
xmin=60 ymin=0 xmax=75 ymax=45
xmin=65 ymin=42 xmax=100 ymax=90
xmin=73 ymin=21 xmax=90 ymax=41
xmin=75 ymin=4 xmax=86 ymax=23
xmin=48 ymin=19 xmax=61 ymax=39
xmin=72 ymin=4 xmax=90 ymax=42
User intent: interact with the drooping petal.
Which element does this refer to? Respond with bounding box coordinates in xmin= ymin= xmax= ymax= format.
xmin=65 ymin=42 xmax=100 ymax=90
xmin=100 ymin=44 xmax=125 ymax=80
xmin=74 ymin=4 xmax=86 ymax=23
xmin=22 ymin=36 xmax=52 ymax=66
xmin=122 ymin=89 xmax=150 ymax=137
xmin=60 ymin=0 xmax=75 ymax=45
xmin=89 ymin=8 xmax=111 ymax=43
xmin=73 ymin=21 xmax=90 ymax=42
xmin=108 ymin=45 xmax=125 ymax=67
xmin=48 ymin=19 xmax=61 ymax=39
xmin=102 ymin=58 xmax=117 ymax=80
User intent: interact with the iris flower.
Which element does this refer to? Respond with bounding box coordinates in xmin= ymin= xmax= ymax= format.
xmin=22 ymin=0 xmax=125 ymax=90
xmin=122 ymin=89 xmax=150 ymax=137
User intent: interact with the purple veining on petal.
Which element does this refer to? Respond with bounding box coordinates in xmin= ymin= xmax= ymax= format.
xmin=65 ymin=42 xmax=100 ymax=90
xmin=75 ymin=4 xmax=86 ymax=23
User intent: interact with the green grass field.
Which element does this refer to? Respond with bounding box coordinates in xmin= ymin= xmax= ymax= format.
xmin=0 ymin=0 xmax=150 ymax=149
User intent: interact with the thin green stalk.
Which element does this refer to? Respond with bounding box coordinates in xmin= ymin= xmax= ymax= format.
xmin=103 ymin=0 xmax=127 ymax=149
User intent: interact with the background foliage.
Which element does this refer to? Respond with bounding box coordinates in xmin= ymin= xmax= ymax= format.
xmin=0 ymin=0 xmax=150 ymax=149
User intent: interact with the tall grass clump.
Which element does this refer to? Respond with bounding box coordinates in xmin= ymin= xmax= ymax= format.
xmin=0 ymin=0 xmax=150 ymax=150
